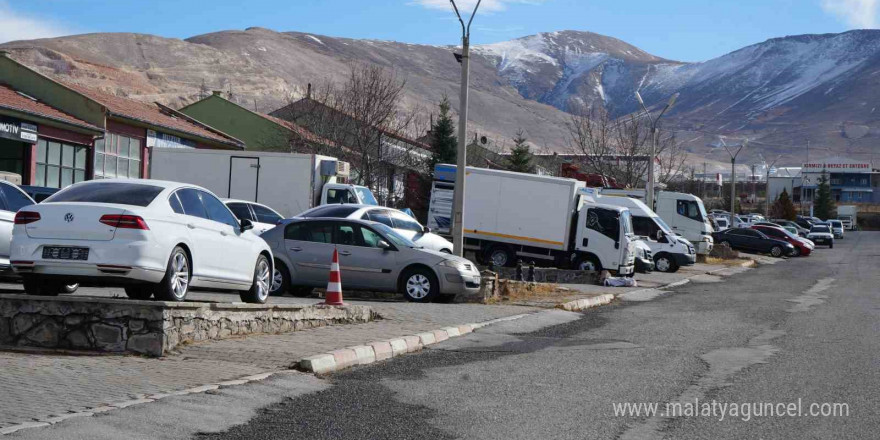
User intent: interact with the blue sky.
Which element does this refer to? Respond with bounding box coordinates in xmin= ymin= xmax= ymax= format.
xmin=1 ymin=0 xmax=875 ymax=62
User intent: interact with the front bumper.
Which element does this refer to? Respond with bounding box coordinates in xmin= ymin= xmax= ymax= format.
xmin=674 ymin=252 xmax=698 ymax=266
xmin=635 ymin=256 xmax=654 ymax=273
xmin=438 ymin=266 xmax=482 ymax=295
xmin=616 ymin=264 xmax=635 ymax=276
xmin=808 ymin=236 xmax=834 ymax=246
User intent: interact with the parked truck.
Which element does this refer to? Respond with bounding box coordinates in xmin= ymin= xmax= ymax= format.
xmin=600 ymin=188 xmax=714 ymax=255
xmin=837 ymin=205 xmax=857 ymax=230
xmin=428 ymin=165 xmax=636 ymax=275
xmin=149 ymin=148 xmax=378 ymax=218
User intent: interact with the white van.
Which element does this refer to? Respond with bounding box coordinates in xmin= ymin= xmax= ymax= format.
xmin=602 ymin=189 xmax=714 ymax=255
xmin=596 ymin=194 xmax=696 ymax=272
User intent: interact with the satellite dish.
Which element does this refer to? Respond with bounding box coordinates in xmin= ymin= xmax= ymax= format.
xmin=480 ymin=136 xmax=488 ymax=145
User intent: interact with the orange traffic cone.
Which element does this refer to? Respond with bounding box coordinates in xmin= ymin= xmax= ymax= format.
xmin=324 ymin=248 xmax=346 ymax=306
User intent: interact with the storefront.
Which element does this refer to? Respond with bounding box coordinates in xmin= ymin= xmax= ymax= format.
xmin=0 ymin=115 xmax=37 ymax=180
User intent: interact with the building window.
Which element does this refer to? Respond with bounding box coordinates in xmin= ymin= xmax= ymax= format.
xmin=830 ymin=178 xmax=842 ymax=185
xmin=35 ymin=139 xmax=88 ymax=189
xmin=95 ymin=133 xmax=142 ymax=179
xmin=861 ymin=178 xmax=868 ymax=185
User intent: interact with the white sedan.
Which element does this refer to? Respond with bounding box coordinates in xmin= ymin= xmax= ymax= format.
xmin=224 ymin=199 xmax=284 ymax=235
xmin=11 ymin=179 xmax=273 ymax=303
xmin=297 ymin=204 xmax=453 ymax=253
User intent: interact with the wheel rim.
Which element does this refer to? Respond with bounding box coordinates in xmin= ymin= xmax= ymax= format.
xmin=579 ymin=260 xmax=597 ymax=272
xmin=270 ymin=268 xmax=284 ymax=293
xmin=490 ymin=250 xmax=508 ymax=267
xmin=771 ymin=247 xmax=782 ymax=257
xmin=171 ymin=251 xmax=189 ymax=299
xmin=256 ymin=259 xmax=271 ymax=300
xmin=406 ymin=274 xmax=431 ymax=299
xmin=656 ymin=257 xmax=671 ymax=272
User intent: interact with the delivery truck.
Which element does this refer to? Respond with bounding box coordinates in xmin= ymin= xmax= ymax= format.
xmin=837 ymin=205 xmax=857 ymax=230
xmin=600 ymin=188 xmax=714 ymax=255
xmin=429 ymin=165 xmax=636 ymax=275
xmin=149 ymin=148 xmax=378 ymax=218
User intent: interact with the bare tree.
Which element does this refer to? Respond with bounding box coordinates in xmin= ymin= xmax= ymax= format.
xmin=656 ymin=132 xmax=689 ymax=184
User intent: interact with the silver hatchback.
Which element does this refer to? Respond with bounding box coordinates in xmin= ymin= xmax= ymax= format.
xmin=260 ymin=217 xmax=481 ymax=302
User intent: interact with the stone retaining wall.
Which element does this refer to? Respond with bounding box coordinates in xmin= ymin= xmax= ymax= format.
xmin=0 ymin=295 xmax=376 ymax=357
xmin=489 ymin=267 xmax=598 ymax=285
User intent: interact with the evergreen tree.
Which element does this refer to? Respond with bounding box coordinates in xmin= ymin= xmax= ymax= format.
xmin=429 ymin=95 xmax=457 ymax=170
xmin=813 ymin=169 xmax=836 ymax=220
xmin=506 ymin=129 xmax=535 ymax=173
xmin=771 ymin=188 xmax=797 ymax=220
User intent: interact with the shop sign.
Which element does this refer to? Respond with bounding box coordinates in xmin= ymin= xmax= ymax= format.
xmin=802 ymin=160 xmax=871 ymax=173
xmin=147 ymin=129 xmax=196 ymax=149
xmin=0 ymin=116 xmax=38 ymax=143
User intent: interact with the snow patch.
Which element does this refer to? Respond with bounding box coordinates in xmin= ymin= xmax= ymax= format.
xmin=304 ymin=35 xmax=324 ymax=45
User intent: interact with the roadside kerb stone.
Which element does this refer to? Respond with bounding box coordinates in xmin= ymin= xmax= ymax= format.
xmin=557 ymin=293 xmax=616 ymax=312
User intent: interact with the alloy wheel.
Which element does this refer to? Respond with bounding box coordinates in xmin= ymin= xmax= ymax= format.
xmin=256 ymin=259 xmax=271 ymax=301
xmin=170 ymin=251 xmax=190 ymax=299
xmin=270 ymin=268 xmax=284 ymax=294
xmin=406 ymin=274 xmax=431 ymax=299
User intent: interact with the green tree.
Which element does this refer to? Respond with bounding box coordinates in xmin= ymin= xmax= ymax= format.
xmin=429 ymin=95 xmax=457 ymax=169
xmin=506 ymin=129 xmax=535 ymax=173
xmin=771 ymin=188 xmax=797 ymax=220
xmin=813 ymin=169 xmax=836 ymax=220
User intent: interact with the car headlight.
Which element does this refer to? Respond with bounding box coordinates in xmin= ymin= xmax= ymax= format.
xmin=438 ymin=259 xmax=469 ymax=272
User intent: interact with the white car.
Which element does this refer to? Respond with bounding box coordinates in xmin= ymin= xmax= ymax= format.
xmin=224 ymin=199 xmax=284 ymax=235
xmin=11 ymin=179 xmax=273 ymax=303
xmin=297 ymin=204 xmax=454 ymax=253
xmin=0 ymin=180 xmax=38 ymax=275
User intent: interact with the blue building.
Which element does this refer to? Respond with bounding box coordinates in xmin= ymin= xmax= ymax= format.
xmin=800 ymin=157 xmax=877 ymax=204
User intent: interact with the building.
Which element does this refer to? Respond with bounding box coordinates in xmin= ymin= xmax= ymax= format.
xmin=0 ymin=53 xmax=243 ymax=188
xmin=800 ymin=157 xmax=877 ymax=203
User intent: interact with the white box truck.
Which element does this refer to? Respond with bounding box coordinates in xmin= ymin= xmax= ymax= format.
xmin=600 ymin=189 xmax=714 ymax=255
xmin=149 ymin=148 xmax=378 ymax=218
xmin=837 ymin=205 xmax=857 ymax=230
xmin=435 ymin=166 xmax=636 ymax=275
xmin=593 ymin=193 xmax=697 ymax=272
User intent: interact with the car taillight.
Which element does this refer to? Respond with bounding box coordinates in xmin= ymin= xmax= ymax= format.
xmin=14 ymin=211 xmax=41 ymax=225
xmin=99 ymin=214 xmax=149 ymax=230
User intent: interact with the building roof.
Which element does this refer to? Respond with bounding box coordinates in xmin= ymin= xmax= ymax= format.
xmin=0 ymin=83 xmax=102 ymax=132
xmin=63 ymin=82 xmax=243 ymax=148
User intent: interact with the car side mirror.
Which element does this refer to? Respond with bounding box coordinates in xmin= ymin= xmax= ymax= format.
xmin=423 ymin=226 xmax=431 ymax=234
xmin=377 ymin=239 xmax=392 ymax=250
xmin=655 ymin=230 xmax=665 ymax=242
xmin=240 ymin=219 xmax=254 ymax=233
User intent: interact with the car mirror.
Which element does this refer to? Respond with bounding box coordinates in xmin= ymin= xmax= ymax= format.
xmin=240 ymin=219 xmax=254 ymax=233
xmin=655 ymin=230 xmax=665 ymax=242
xmin=423 ymin=226 xmax=431 ymax=234
xmin=377 ymin=239 xmax=392 ymax=250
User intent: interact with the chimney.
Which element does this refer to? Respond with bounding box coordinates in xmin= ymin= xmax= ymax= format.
xmin=306 ymin=83 xmax=312 ymax=100
xmin=212 ymin=90 xmax=223 ymax=96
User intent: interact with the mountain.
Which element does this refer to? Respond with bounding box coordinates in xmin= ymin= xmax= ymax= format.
xmin=3 ymin=28 xmax=880 ymax=169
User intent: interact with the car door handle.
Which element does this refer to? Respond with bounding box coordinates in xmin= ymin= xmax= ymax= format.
xmin=186 ymin=223 xmax=196 ymax=229
xmin=289 ymin=247 xmax=302 ymax=252
xmin=338 ymin=251 xmax=352 ymax=256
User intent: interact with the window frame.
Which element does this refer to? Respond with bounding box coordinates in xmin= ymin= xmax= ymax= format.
xmin=35 ymin=139 xmax=88 ymax=189
xmin=586 ymin=207 xmax=620 ymax=241
xmin=94 ymin=133 xmax=143 ymax=180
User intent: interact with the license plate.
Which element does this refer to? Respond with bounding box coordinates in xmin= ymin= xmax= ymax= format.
xmin=42 ymin=246 xmax=90 ymax=261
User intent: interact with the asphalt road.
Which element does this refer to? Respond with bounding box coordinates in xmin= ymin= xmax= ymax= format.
xmin=199 ymin=232 xmax=880 ymax=440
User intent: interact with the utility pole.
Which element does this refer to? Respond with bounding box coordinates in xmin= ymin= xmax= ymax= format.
xmin=716 ymin=137 xmax=747 ymax=216
xmin=764 ymin=155 xmax=781 ymax=217
xmin=449 ymin=0 xmax=481 ymax=257
xmin=635 ymin=91 xmax=679 ymax=210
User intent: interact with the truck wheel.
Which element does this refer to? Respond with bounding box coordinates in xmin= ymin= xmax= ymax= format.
xmin=485 ymin=245 xmax=515 ymax=268
xmin=574 ymin=254 xmax=602 ymax=272
xmin=400 ymin=267 xmax=439 ymax=303
xmin=654 ymin=254 xmax=679 ymax=273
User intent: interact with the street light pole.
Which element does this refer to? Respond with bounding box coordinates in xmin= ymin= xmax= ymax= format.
xmin=635 ymin=91 xmax=679 ymax=210
xmin=717 ymin=137 xmax=747 ymax=217
xmin=764 ymin=155 xmax=781 ymax=217
xmin=449 ymin=0 xmax=481 ymax=258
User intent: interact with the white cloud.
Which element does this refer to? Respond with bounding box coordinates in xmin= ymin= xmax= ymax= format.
xmin=0 ymin=2 xmax=71 ymax=43
xmin=821 ymin=0 xmax=879 ymax=28
xmin=410 ymin=0 xmax=547 ymax=14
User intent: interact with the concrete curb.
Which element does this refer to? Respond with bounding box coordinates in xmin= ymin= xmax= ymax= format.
xmin=0 ymin=370 xmax=291 ymax=436
xmin=556 ymin=293 xmax=616 ymax=312
xmin=295 ymin=314 xmax=529 ymax=374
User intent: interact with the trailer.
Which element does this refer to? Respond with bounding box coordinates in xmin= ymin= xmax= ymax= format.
xmin=149 ymin=148 xmax=377 ymax=218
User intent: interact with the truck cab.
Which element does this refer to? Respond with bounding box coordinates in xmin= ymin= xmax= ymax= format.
xmin=654 ymin=191 xmax=714 ymax=254
xmin=572 ymin=189 xmax=636 ymax=276
xmin=320 ymin=183 xmax=378 ymax=206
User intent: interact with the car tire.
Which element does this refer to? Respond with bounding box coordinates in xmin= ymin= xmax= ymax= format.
xmin=401 ymin=267 xmax=439 ymax=303
xmin=124 ymin=286 xmax=153 ymax=300
xmin=270 ymin=260 xmax=290 ymax=296
xmin=770 ymin=245 xmax=784 ymax=258
xmin=22 ymin=277 xmax=62 ymax=296
xmin=654 ymin=254 xmax=680 ymax=273
xmin=485 ymin=245 xmax=515 ymax=268
xmin=790 ymin=247 xmax=801 ymax=257
xmin=573 ymin=254 xmax=602 ymax=272
xmin=240 ymin=254 xmax=271 ymax=304
xmin=154 ymin=246 xmax=191 ymax=302
xmin=829 ymin=242 xmax=834 ymax=249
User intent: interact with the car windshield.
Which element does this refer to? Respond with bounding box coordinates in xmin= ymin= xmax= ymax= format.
xmin=811 ymin=226 xmax=830 ymax=233
xmin=45 ymin=182 xmax=164 ymax=207
xmin=621 ymin=210 xmax=634 ymax=235
xmin=372 ymin=223 xmax=418 ymax=248
xmin=354 ymin=186 xmax=378 ymax=205
xmin=653 ymin=215 xmax=674 ymax=233
xmin=830 ymin=221 xmax=841 ymax=227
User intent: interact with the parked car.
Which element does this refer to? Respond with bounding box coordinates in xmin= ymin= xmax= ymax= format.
xmin=298 ymin=204 xmax=454 ymax=254
xmin=261 ymin=217 xmax=480 ymax=302
xmin=11 ymin=180 xmax=273 ymax=303
xmin=224 ymin=199 xmax=284 ymax=235
xmin=795 ymin=216 xmax=814 ymax=230
xmin=771 ymin=219 xmax=809 ymax=237
xmin=827 ymin=220 xmax=844 ymax=239
xmin=713 ymin=217 xmax=730 ymax=231
xmin=751 ymin=225 xmax=813 ymax=257
xmin=19 ymin=185 xmax=59 ymax=203
xmin=711 ymin=228 xmax=795 ymax=258
xmin=807 ymin=224 xmax=834 ymax=248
